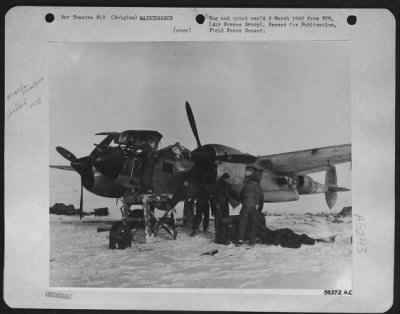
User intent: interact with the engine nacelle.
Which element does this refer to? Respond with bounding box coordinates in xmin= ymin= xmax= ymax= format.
xmin=264 ymin=189 xmax=299 ymax=202
xmin=296 ymin=175 xmax=324 ymax=194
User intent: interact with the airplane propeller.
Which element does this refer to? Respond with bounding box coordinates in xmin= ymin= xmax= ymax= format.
xmin=185 ymin=101 xmax=257 ymax=165
xmin=55 ymin=134 xmax=121 ymax=219
xmin=55 ymin=149 xmax=93 ymax=219
xmin=70 ymin=156 xmax=92 ymax=177
xmin=185 ymin=101 xmax=202 ymax=148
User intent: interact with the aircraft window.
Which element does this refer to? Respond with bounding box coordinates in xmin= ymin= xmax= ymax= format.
xmin=171 ymin=144 xmax=190 ymax=159
xmin=162 ymin=162 xmax=174 ymax=174
xmin=181 ymin=151 xmax=190 ymax=159
xmin=119 ymin=133 xmax=127 ymax=144
xmin=148 ymin=141 xmax=155 ymax=150
xmin=171 ymin=146 xmax=182 ymax=158
xmin=245 ymin=167 xmax=254 ymax=177
xmin=148 ymin=137 xmax=157 ymax=149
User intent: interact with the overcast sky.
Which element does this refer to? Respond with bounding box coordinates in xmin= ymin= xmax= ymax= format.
xmin=49 ymin=41 xmax=351 ymax=214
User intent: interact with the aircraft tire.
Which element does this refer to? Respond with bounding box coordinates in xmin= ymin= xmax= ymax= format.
xmin=109 ymin=221 xmax=132 ymax=250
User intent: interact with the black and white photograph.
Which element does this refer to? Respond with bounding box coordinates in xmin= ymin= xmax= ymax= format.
xmin=4 ymin=7 xmax=395 ymax=311
xmin=49 ymin=41 xmax=352 ymax=289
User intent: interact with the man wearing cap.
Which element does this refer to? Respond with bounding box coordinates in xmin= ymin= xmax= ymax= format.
xmin=213 ymin=173 xmax=232 ymax=244
xmin=237 ymin=168 xmax=264 ymax=247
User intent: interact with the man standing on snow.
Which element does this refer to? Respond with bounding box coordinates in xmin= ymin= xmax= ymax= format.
xmin=212 ymin=173 xmax=232 ymax=244
xmin=191 ymin=187 xmax=211 ymax=236
xmin=237 ymin=168 xmax=264 ymax=247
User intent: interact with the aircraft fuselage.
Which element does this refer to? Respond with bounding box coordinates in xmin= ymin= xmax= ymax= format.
xmin=84 ymin=143 xmax=321 ymax=205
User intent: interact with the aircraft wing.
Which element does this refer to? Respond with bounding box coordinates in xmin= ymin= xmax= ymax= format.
xmin=257 ymin=144 xmax=351 ymax=175
xmin=50 ymin=165 xmax=75 ymax=171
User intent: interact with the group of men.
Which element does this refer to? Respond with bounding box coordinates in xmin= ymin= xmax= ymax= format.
xmin=137 ymin=139 xmax=318 ymax=249
xmin=137 ymin=138 xmax=264 ymax=247
xmin=189 ymin=167 xmax=264 ymax=247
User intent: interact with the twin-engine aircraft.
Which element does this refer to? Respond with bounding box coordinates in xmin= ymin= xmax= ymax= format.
xmin=51 ymin=102 xmax=351 ymax=219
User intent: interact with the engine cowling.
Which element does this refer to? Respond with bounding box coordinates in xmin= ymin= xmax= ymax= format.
xmin=296 ymin=175 xmax=325 ymax=194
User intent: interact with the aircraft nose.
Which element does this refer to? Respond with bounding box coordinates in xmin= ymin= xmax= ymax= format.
xmin=93 ymin=148 xmax=123 ymax=179
xmin=71 ymin=156 xmax=92 ymax=176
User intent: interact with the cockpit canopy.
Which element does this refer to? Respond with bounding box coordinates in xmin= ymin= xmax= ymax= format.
xmin=158 ymin=142 xmax=191 ymax=160
xmin=117 ymin=130 xmax=163 ymax=150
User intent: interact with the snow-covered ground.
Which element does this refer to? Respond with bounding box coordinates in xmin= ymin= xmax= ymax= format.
xmin=50 ymin=210 xmax=352 ymax=289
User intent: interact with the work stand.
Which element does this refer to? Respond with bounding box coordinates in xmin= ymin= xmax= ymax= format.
xmin=109 ymin=193 xmax=177 ymax=249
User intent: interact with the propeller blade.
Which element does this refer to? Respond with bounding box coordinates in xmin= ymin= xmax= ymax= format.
xmin=56 ymin=146 xmax=77 ymax=162
xmin=83 ymin=173 xmax=95 ymax=189
xmin=80 ymin=177 xmax=83 ymax=219
xmin=185 ymin=101 xmax=202 ymax=148
xmin=116 ymin=185 xmax=120 ymax=205
xmin=325 ymin=166 xmax=337 ymax=209
xmin=90 ymin=134 xmax=114 ymax=156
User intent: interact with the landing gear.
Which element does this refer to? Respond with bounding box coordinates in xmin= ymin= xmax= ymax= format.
xmin=108 ymin=193 xmax=177 ymax=249
xmin=143 ymin=194 xmax=177 ymax=240
xmin=150 ymin=209 xmax=178 ymax=239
